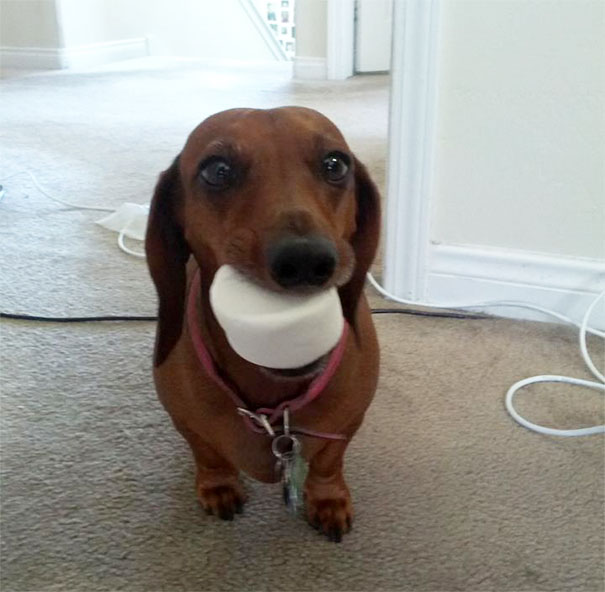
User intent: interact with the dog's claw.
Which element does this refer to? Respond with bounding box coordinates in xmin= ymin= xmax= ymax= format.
xmin=197 ymin=481 xmax=246 ymax=521
xmin=219 ymin=508 xmax=234 ymax=521
xmin=306 ymin=496 xmax=353 ymax=542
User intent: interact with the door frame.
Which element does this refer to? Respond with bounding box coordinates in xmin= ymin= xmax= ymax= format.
xmin=326 ymin=0 xmax=355 ymax=80
xmin=326 ymin=0 xmax=442 ymax=297
xmin=383 ymin=0 xmax=441 ymax=299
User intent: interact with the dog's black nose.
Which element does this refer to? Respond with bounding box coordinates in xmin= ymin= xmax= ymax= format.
xmin=267 ymin=236 xmax=337 ymax=288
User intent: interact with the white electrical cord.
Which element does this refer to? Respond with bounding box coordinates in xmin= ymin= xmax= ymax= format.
xmin=579 ymin=290 xmax=605 ymax=383
xmin=1 ymin=170 xmax=139 ymax=256
xmin=118 ymin=223 xmax=146 ymax=259
xmin=366 ymin=273 xmax=605 ymax=338
xmin=505 ymin=289 xmax=605 ymax=436
xmin=505 ymin=376 xmax=604 ymax=437
xmin=368 ymin=274 xmax=605 ymax=437
xmin=0 ymin=171 xmax=114 ymax=212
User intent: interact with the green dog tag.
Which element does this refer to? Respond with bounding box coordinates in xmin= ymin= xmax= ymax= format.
xmin=282 ymin=449 xmax=309 ymax=514
xmin=271 ymin=409 xmax=309 ymax=515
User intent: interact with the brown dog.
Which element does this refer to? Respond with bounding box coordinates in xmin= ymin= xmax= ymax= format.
xmin=145 ymin=107 xmax=380 ymax=542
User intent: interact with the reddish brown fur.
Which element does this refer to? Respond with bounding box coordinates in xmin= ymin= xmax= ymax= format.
xmin=145 ymin=107 xmax=380 ymax=541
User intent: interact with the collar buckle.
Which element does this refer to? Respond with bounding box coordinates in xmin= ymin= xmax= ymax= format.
xmin=237 ymin=408 xmax=275 ymax=437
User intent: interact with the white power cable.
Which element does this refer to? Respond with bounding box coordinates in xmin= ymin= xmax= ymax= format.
xmin=368 ymin=274 xmax=605 ymax=437
xmin=579 ymin=290 xmax=605 ymax=383
xmin=0 ymin=171 xmax=114 ymax=212
xmin=505 ymin=289 xmax=605 ymax=437
xmin=1 ymin=170 xmax=139 ymax=256
xmin=505 ymin=376 xmax=604 ymax=437
xmin=118 ymin=226 xmax=146 ymax=259
xmin=367 ymin=273 xmax=605 ymax=339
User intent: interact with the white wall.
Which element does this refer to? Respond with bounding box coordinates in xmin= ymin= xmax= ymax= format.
xmin=295 ymin=0 xmax=326 ymax=58
xmin=57 ymin=0 xmax=140 ymax=47
xmin=57 ymin=0 xmax=278 ymax=60
xmin=293 ymin=0 xmax=327 ymax=78
xmin=385 ymin=0 xmax=604 ymax=327
xmin=431 ymin=0 xmax=605 ymax=260
xmin=0 ymin=0 xmax=62 ymax=48
xmin=1 ymin=0 xmax=280 ymax=68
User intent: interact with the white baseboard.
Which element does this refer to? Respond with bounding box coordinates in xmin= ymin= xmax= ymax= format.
xmin=426 ymin=244 xmax=605 ymax=329
xmin=293 ymin=56 xmax=327 ymax=80
xmin=0 ymin=38 xmax=149 ymax=70
xmin=62 ymin=38 xmax=149 ymax=69
xmin=0 ymin=46 xmax=63 ymax=70
xmin=130 ymin=55 xmax=291 ymax=72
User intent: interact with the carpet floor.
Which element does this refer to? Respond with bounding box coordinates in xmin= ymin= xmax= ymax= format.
xmin=1 ymin=58 xmax=603 ymax=592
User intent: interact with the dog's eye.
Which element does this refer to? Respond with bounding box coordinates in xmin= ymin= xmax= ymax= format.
xmin=199 ymin=157 xmax=233 ymax=188
xmin=322 ymin=152 xmax=350 ymax=183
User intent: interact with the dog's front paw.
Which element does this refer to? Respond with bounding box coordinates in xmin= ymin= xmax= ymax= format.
xmin=197 ymin=475 xmax=246 ymax=521
xmin=306 ymin=491 xmax=353 ymax=542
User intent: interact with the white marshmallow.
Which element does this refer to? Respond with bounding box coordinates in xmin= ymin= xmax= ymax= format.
xmin=209 ymin=265 xmax=344 ymax=369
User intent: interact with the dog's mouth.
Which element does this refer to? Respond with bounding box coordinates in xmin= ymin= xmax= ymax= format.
xmin=261 ymin=354 xmax=329 ymax=381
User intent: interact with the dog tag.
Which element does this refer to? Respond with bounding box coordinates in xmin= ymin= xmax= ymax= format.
xmin=282 ymin=449 xmax=308 ymax=514
xmin=271 ymin=433 xmax=308 ymax=515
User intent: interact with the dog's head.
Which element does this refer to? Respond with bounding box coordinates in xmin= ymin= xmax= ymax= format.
xmin=146 ymin=107 xmax=380 ymax=366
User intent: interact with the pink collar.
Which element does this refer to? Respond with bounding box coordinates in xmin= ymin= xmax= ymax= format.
xmin=187 ymin=269 xmax=348 ymax=440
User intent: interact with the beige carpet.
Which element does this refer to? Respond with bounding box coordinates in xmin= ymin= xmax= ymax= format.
xmin=1 ymin=58 xmax=603 ymax=592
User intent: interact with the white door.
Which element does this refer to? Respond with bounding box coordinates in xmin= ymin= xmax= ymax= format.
xmin=355 ymin=0 xmax=393 ymax=72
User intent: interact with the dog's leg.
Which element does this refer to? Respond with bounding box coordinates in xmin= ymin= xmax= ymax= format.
xmin=177 ymin=424 xmax=246 ymax=520
xmin=304 ymin=439 xmax=353 ymax=542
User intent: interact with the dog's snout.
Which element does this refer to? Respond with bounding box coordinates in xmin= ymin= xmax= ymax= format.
xmin=268 ymin=236 xmax=337 ymax=289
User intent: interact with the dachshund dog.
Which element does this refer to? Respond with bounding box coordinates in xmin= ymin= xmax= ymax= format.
xmin=145 ymin=107 xmax=380 ymax=542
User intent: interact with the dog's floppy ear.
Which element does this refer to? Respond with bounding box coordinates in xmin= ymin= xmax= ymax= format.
xmin=339 ymin=157 xmax=381 ymax=331
xmin=145 ymin=156 xmax=190 ymax=366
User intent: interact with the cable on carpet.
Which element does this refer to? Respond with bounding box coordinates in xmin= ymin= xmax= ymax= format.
xmin=1 ymin=308 xmax=489 ymax=323
xmin=0 ymin=171 xmax=146 ymax=257
xmin=3 ymin=170 xmax=604 ymax=436
xmin=0 ymin=171 xmax=114 ymax=212
xmin=367 ymin=276 xmax=605 ymax=438
xmin=0 ymin=313 xmax=157 ymax=323
xmin=370 ymin=308 xmax=490 ymax=320
xmin=367 ymin=272 xmax=605 ymax=339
